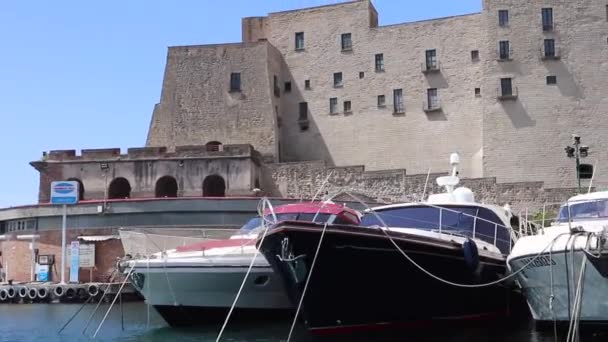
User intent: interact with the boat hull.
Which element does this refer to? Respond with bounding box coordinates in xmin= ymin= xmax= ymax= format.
xmin=259 ymin=223 xmax=511 ymax=334
xmin=509 ymin=249 xmax=608 ymax=325
xmin=129 ymin=263 xmax=291 ymax=326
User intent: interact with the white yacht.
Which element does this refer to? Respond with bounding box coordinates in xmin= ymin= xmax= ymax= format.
xmin=508 ymin=191 xmax=608 ymax=326
xmin=121 ymin=201 xmax=361 ymax=326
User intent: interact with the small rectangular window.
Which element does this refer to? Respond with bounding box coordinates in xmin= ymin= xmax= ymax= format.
xmin=498 ymin=10 xmax=509 ymax=27
xmin=427 ymin=88 xmax=439 ymax=109
xmin=425 ymin=49 xmax=438 ymax=70
xmin=230 ymin=72 xmax=241 ymax=92
xmin=343 ymin=100 xmax=352 ymax=113
xmin=500 ymin=78 xmax=513 ymax=96
xmin=475 ymin=88 xmax=481 ymax=96
xmin=295 ymin=32 xmax=305 ymax=50
xmin=273 ymin=75 xmax=280 ymax=97
xmin=542 ymin=8 xmax=553 ymax=31
xmin=333 ymin=72 xmax=343 ymax=87
xmin=329 ymin=97 xmax=338 ymax=114
xmin=284 ymin=81 xmax=291 ymax=93
xmin=304 ymin=79 xmax=311 ymax=90
xmin=471 ymin=50 xmax=479 ymax=60
xmin=299 ymin=102 xmax=308 ymax=120
xmin=546 ymin=76 xmax=557 ymax=85
xmin=359 ymin=72 xmax=365 ymax=79
xmin=606 ymin=5 xmax=608 ymax=21
xmin=377 ymin=95 xmax=386 ymax=107
xmin=499 ymin=41 xmax=510 ymax=60
xmin=544 ymin=39 xmax=555 ymax=57
xmin=393 ymin=89 xmax=404 ymax=113
xmin=375 ymin=53 xmax=384 ymax=72
xmin=341 ymin=33 xmax=352 ymax=50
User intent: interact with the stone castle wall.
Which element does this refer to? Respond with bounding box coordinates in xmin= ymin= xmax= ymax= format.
xmin=481 ymin=0 xmax=608 ymax=187
xmin=145 ymin=0 xmax=608 ymax=189
xmin=266 ymin=160 xmax=580 ymax=213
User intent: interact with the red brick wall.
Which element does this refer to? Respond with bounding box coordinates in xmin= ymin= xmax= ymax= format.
xmin=0 ymin=228 xmax=124 ymax=283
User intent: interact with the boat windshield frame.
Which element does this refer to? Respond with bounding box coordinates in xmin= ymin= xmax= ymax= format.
xmin=557 ymin=198 xmax=608 ymax=223
xmin=238 ymin=212 xmax=335 ymax=235
xmin=360 ymin=204 xmax=513 ymax=254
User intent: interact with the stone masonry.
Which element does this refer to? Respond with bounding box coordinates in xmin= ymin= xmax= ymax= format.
xmin=146 ymin=0 xmax=608 ymax=188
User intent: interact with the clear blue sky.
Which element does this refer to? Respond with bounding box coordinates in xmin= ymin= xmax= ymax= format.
xmin=0 ymin=0 xmax=480 ymax=208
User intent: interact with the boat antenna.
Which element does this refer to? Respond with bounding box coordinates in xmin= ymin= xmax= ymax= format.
xmin=587 ymin=159 xmax=597 ymax=194
xmin=311 ymin=170 xmax=334 ymax=202
xmin=420 ymin=168 xmax=431 ymax=202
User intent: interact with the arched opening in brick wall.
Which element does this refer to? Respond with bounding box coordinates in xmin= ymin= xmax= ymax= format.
xmin=155 ymin=176 xmax=178 ymax=198
xmin=203 ymin=175 xmax=226 ymax=197
xmin=66 ymin=177 xmax=85 ymax=201
xmin=108 ymin=177 xmax=131 ymax=199
xmin=205 ymin=141 xmax=222 ymax=152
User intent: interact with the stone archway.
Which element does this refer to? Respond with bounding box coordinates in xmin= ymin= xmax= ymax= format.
xmin=66 ymin=178 xmax=85 ymax=201
xmin=155 ymin=176 xmax=178 ymax=198
xmin=202 ymin=175 xmax=226 ymax=197
xmin=108 ymin=177 xmax=131 ymax=199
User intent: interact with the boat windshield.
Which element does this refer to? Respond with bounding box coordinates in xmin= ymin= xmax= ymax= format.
xmin=237 ymin=212 xmax=333 ymax=235
xmin=360 ymin=205 xmax=511 ymax=253
xmin=557 ymin=199 xmax=608 ymax=222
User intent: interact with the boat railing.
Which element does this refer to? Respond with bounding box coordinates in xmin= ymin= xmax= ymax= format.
xmin=374 ymin=203 xmax=518 ymax=253
xmin=118 ymin=226 xmax=240 ymax=258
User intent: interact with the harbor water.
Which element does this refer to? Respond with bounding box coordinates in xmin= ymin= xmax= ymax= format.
xmin=0 ymin=302 xmax=607 ymax=341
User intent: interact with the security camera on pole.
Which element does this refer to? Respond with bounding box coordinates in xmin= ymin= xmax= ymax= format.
xmin=564 ymin=134 xmax=591 ymax=194
xmin=50 ymin=181 xmax=80 ymax=284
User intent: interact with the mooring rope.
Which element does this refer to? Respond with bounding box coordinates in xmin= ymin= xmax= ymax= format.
xmin=215 ymin=197 xmax=276 ymax=342
xmin=92 ymin=263 xmax=136 ymax=338
xmin=286 ymin=221 xmax=329 ymax=342
xmin=324 ymin=190 xmax=569 ymax=289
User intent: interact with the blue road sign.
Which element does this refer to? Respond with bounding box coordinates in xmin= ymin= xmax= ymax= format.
xmin=50 ymin=181 xmax=79 ymax=205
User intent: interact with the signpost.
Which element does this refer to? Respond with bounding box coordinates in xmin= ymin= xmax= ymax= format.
xmin=50 ymin=181 xmax=79 ymax=284
xmin=69 ymin=241 xmax=80 ymax=283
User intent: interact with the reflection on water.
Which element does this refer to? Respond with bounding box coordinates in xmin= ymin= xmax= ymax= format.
xmin=0 ymin=302 xmax=606 ymax=341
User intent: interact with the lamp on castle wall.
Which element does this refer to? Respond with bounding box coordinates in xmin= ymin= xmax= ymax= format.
xmin=100 ymin=162 xmax=109 ymax=211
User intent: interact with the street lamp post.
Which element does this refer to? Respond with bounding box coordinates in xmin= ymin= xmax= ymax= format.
xmin=564 ymin=134 xmax=589 ymax=194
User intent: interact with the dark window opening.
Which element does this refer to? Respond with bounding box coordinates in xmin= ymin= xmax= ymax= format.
xmin=375 ymin=53 xmax=384 ymax=72
xmin=498 ymin=10 xmax=509 ymax=27
xmin=66 ymin=178 xmax=85 ymax=201
xmin=329 ymin=97 xmax=338 ymax=114
xmin=230 ymin=73 xmax=241 ymax=92
xmin=295 ymin=32 xmax=304 ymax=50
xmin=155 ymin=176 xmax=178 ymax=198
xmin=542 ymin=8 xmax=553 ymax=31
xmin=425 ymin=49 xmax=438 ymax=70
xmin=377 ymin=95 xmax=386 ymax=107
xmin=298 ymin=102 xmax=309 ymax=130
xmin=273 ymin=75 xmax=280 ymax=97
xmin=359 ymin=72 xmax=365 ymax=79
xmin=500 ymin=78 xmax=513 ymax=96
xmin=205 ymin=141 xmax=222 ymax=152
xmin=333 ymin=72 xmax=343 ymax=87
xmin=393 ymin=89 xmax=404 ymax=114
xmin=427 ymin=88 xmax=439 ymax=109
xmin=499 ymin=41 xmax=510 ymax=60
xmin=475 ymin=88 xmax=481 ymax=96
xmin=471 ymin=50 xmax=479 ymax=60
xmin=304 ymin=79 xmax=311 ymax=90
xmin=203 ymin=175 xmax=226 ymax=197
xmin=299 ymin=102 xmax=308 ymax=120
xmin=108 ymin=177 xmax=131 ymax=199
xmin=284 ymin=81 xmax=291 ymax=93
xmin=343 ymin=100 xmax=352 ymax=113
xmin=544 ymin=39 xmax=556 ymax=57
xmin=341 ymin=33 xmax=352 ymax=50
xmin=546 ymin=75 xmax=557 ymax=85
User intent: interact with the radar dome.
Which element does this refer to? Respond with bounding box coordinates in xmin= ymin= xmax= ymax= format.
xmin=453 ymin=187 xmax=475 ymax=203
